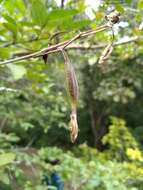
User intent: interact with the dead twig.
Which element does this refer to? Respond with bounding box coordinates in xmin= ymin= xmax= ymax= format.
xmin=0 ymin=24 xmax=109 ymax=66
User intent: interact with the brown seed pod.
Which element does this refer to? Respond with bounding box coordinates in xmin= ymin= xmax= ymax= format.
xmin=98 ymin=43 xmax=113 ymax=64
xmin=105 ymin=10 xmax=120 ymax=24
xmin=61 ymin=49 xmax=79 ymax=143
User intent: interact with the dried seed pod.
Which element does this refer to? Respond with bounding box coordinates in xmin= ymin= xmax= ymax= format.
xmin=61 ymin=49 xmax=79 ymax=143
xmin=98 ymin=43 xmax=113 ymax=64
xmin=105 ymin=10 xmax=120 ymax=24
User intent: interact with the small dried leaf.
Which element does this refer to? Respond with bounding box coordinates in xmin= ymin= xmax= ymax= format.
xmin=42 ymin=54 xmax=48 ymax=64
xmin=98 ymin=44 xmax=113 ymax=64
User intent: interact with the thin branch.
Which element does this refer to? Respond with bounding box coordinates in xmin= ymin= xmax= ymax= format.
xmin=48 ymin=31 xmax=68 ymax=44
xmin=68 ymin=36 xmax=139 ymax=50
xmin=12 ymin=36 xmax=139 ymax=58
xmin=0 ymin=24 xmax=109 ymax=66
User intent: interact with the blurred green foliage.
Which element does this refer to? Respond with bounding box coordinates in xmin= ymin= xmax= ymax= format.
xmin=0 ymin=0 xmax=143 ymax=189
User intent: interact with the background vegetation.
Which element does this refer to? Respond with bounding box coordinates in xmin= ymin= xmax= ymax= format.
xmin=0 ymin=0 xmax=143 ymax=189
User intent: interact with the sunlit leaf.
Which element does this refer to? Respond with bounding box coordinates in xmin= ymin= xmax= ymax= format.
xmin=0 ymin=48 xmax=11 ymax=58
xmin=7 ymin=63 xmax=26 ymax=80
xmin=3 ymin=22 xmax=17 ymax=38
xmin=125 ymin=0 xmax=132 ymax=4
xmin=47 ymin=9 xmax=78 ymax=21
xmin=138 ymin=0 xmax=143 ymax=9
xmin=2 ymin=14 xmax=16 ymax=25
xmin=0 ymin=153 xmax=16 ymax=167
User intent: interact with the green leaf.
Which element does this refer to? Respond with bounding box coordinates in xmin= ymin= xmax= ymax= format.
xmin=31 ymin=0 xmax=48 ymax=27
xmin=115 ymin=4 xmax=124 ymax=13
xmin=138 ymin=0 xmax=143 ymax=9
xmin=0 ymin=172 xmax=10 ymax=185
xmin=0 ymin=153 xmax=16 ymax=167
xmin=125 ymin=0 xmax=132 ymax=4
xmin=45 ymin=9 xmax=79 ymax=29
xmin=3 ymin=22 xmax=17 ymax=38
xmin=47 ymin=9 xmax=78 ymax=21
xmin=7 ymin=64 xmax=26 ymax=80
xmin=62 ymin=19 xmax=91 ymax=30
xmin=0 ymin=48 xmax=11 ymax=58
xmin=13 ymin=0 xmax=26 ymax=15
xmin=2 ymin=14 xmax=16 ymax=25
xmin=4 ymin=0 xmax=26 ymax=15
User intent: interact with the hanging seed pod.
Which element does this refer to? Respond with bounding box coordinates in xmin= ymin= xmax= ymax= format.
xmin=98 ymin=43 xmax=113 ymax=64
xmin=61 ymin=49 xmax=79 ymax=143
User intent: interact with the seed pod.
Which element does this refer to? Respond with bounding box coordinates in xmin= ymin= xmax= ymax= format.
xmin=61 ymin=49 xmax=79 ymax=143
xmin=105 ymin=10 xmax=120 ymax=24
xmin=98 ymin=43 xmax=113 ymax=64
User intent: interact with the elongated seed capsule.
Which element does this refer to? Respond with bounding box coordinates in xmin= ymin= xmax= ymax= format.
xmin=61 ymin=49 xmax=79 ymax=143
xmin=61 ymin=49 xmax=79 ymax=104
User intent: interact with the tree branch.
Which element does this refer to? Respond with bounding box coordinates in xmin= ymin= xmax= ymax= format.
xmin=68 ymin=36 xmax=139 ymax=50
xmin=0 ymin=24 xmax=109 ymax=66
xmin=13 ymin=36 xmax=139 ymax=58
xmin=0 ymin=11 xmax=123 ymax=66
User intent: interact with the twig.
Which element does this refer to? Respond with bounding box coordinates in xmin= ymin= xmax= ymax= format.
xmin=13 ymin=36 xmax=139 ymax=58
xmin=0 ymin=24 xmax=109 ymax=66
xmin=0 ymin=11 xmax=123 ymax=66
xmin=68 ymin=36 xmax=139 ymax=50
